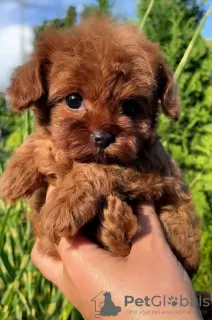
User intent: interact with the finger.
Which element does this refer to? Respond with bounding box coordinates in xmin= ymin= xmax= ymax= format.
xmin=57 ymin=233 xmax=113 ymax=278
xmin=57 ymin=233 xmax=108 ymax=264
xmin=131 ymin=203 xmax=166 ymax=255
xmin=31 ymin=238 xmax=63 ymax=286
xmin=137 ymin=203 xmax=164 ymax=238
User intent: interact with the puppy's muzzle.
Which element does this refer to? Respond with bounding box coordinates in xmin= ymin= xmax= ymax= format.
xmin=92 ymin=131 xmax=115 ymax=149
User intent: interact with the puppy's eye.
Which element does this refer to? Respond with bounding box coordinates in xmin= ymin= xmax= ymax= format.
xmin=122 ymin=99 xmax=140 ymax=118
xmin=65 ymin=93 xmax=83 ymax=109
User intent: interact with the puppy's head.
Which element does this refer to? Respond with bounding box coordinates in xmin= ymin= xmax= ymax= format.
xmin=8 ymin=16 xmax=180 ymax=164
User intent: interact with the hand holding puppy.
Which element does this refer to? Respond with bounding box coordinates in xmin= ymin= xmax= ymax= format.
xmin=32 ymin=200 xmax=202 ymax=320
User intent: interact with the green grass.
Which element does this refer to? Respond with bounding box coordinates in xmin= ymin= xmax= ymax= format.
xmin=0 ymin=198 xmax=83 ymax=319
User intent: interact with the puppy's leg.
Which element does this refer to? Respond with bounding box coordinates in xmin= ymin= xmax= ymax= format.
xmin=159 ymin=197 xmax=201 ymax=273
xmin=30 ymin=185 xmax=60 ymax=258
xmin=33 ymin=139 xmax=71 ymax=178
xmin=39 ymin=172 xmax=100 ymax=243
xmin=96 ymin=195 xmax=138 ymax=256
xmin=0 ymin=135 xmax=43 ymax=202
xmin=1 ymin=133 xmax=70 ymax=202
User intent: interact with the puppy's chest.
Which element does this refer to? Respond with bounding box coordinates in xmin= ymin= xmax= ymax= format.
xmin=38 ymin=143 xmax=175 ymax=203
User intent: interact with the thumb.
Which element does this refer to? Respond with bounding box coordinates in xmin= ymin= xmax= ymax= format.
xmin=131 ymin=203 xmax=166 ymax=255
xmin=57 ymin=233 xmax=111 ymax=277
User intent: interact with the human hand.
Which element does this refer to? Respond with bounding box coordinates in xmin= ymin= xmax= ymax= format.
xmin=31 ymin=190 xmax=202 ymax=320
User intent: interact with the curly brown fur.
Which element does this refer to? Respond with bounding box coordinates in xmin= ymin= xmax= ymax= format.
xmin=0 ymin=16 xmax=201 ymax=274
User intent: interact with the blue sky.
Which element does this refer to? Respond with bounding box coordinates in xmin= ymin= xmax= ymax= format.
xmin=0 ymin=0 xmax=211 ymax=90
xmin=0 ymin=0 xmax=211 ymax=37
xmin=203 ymin=0 xmax=212 ymax=38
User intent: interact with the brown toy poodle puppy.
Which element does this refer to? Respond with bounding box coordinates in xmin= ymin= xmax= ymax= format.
xmin=0 ymin=16 xmax=201 ymax=274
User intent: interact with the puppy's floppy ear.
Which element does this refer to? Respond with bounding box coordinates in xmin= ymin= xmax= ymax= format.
xmin=7 ymin=56 xmax=43 ymax=113
xmin=157 ymin=63 xmax=181 ymax=121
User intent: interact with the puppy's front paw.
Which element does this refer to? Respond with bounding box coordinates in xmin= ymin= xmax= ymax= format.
xmin=38 ymin=185 xmax=98 ymax=243
xmin=0 ymin=159 xmax=42 ymax=202
xmin=34 ymin=140 xmax=72 ymax=178
xmin=0 ymin=135 xmax=44 ymax=202
xmin=34 ymin=140 xmax=57 ymax=176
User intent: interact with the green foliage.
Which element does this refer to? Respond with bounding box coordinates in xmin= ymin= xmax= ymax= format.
xmin=35 ymin=0 xmax=112 ymax=39
xmin=0 ymin=200 xmax=74 ymax=320
xmin=206 ymin=39 xmax=212 ymax=50
xmin=35 ymin=6 xmax=77 ymax=41
xmin=138 ymin=0 xmax=212 ymax=291
xmin=96 ymin=0 xmax=112 ymax=13
xmin=0 ymin=0 xmax=212 ymax=319
xmin=83 ymin=0 xmax=112 ymax=15
xmin=0 ymin=96 xmax=23 ymax=164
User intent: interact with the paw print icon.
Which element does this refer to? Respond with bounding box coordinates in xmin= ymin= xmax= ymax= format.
xmin=168 ymin=296 xmax=178 ymax=307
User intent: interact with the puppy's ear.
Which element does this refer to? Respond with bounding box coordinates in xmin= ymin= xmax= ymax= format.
xmin=7 ymin=56 xmax=43 ymax=113
xmin=157 ymin=63 xmax=181 ymax=121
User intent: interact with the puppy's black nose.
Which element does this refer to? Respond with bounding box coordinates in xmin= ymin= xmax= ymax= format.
xmin=92 ymin=131 xmax=115 ymax=148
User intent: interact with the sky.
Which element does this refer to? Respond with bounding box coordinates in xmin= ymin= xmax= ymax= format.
xmin=0 ymin=0 xmax=211 ymax=91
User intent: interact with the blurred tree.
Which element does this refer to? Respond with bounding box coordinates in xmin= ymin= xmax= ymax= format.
xmin=138 ymin=0 xmax=212 ymax=291
xmin=35 ymin=6 xmax=77 ymax=40
xmin=36 ymin=0 xmax=112 ymax=39
xmin=83 ymin=0 xmax=112 ymax=16
xmin=206 ymin=39 xmax=212 ymax=50
xmin=0 ymin=95 xmax=8 ymax=139
xmin=0 ymin=95 xmax=6 ymax=164
xmin=0 ymin=95 xmax=23 ymax=163
xmin=97 ymin=0 xmax=112 ymax=12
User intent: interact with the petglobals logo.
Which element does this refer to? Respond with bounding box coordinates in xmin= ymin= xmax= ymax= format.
xmin=91 ymin=291 xmax=211 ymax=318
xmin=124 ymin=294 xmax=211 ymax=308
xmin=91 ymin=291 xmax=122 ymax=318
